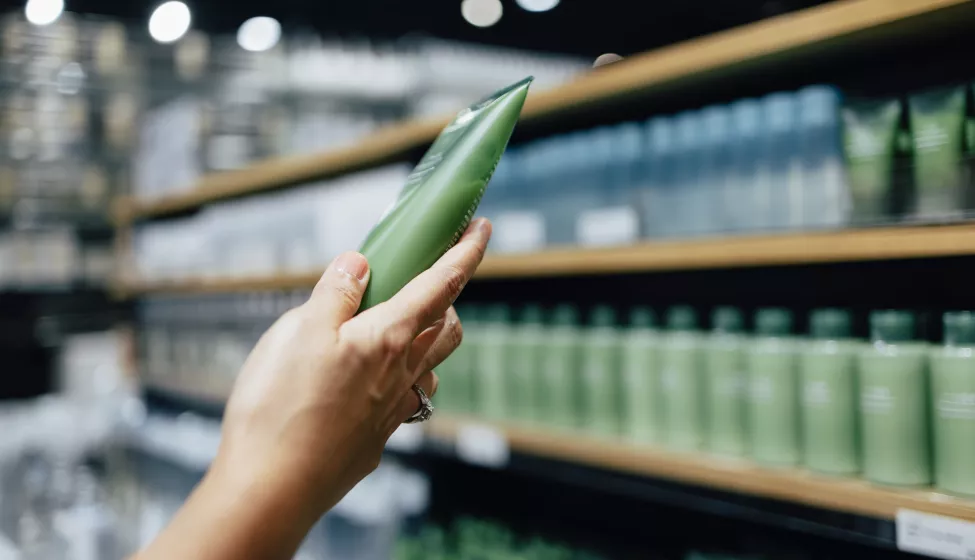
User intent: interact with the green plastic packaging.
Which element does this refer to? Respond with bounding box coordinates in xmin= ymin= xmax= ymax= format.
xmin=858 ymin=310 xmax=931 ymax=486
xmin=660 ymin=306 xmax=704 ymax=451
xmin=507 ymin=304 xmax=545 ymax=424
xmin=703 ymin=307 xmax=747 ymax=456
xmin=908 ymin=86 xmax=968 ymax=219
xmin=747 ymin=308 xmax=800 ymax=466
xmin=539 ymin=304 xmax=582 ymax=431
xmin=476 ymin=304 xmax=512 ymax=421
xmin=357 ymin=77 xmax=532 ymax=310
xmin=930 ymin=312 xmax=975 ymax=496
xmin=581 ymin=305 xmax=623 ymax=437
xmin=799 ymin=309 xmax=860 ymax=475
xmin=621 ymin=306 xmax=660 ymax=444
xmin=842 ymin=99 xmax=901 ymax=224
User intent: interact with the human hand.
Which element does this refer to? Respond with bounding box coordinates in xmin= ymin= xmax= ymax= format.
xmin=209 ymin=218 xmax=491 ymax=523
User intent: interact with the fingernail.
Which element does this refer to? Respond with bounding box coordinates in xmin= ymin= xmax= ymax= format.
xmin=472 ymin=218 xmax=491 ymax=238
xmin=333 ymin=252 xmax=369 ymax=282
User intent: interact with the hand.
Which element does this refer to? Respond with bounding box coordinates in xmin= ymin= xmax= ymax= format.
xmin=211 ymin=217 xmax=491 ymax=522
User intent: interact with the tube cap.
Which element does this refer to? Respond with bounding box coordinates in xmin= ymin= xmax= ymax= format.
xmin=550 ymin=304 xmax=579 ymax=327
xmin=667 ymin=306 xmax=697 ymax=331
xmin=870 ymin=310 xmax=915 ymax=343
xmin=519 ymin=304 xmax=544 ymax=326
xmin=755 ymin=308 xmax=793 ymax=336
xmin=590 ymin=305 xmax=617 ymax=328
xmin=629 ymin=306 xmax=656 ymax=328
xmin=944 ymin=312 xmax=975 ymax=345
xmin=810 ymin=308 xmax=851 ymax=339
xmin=711 ymin=307 xmax=743 ymax=333
xmin=483 ymin=304 xmax=511 ymax=325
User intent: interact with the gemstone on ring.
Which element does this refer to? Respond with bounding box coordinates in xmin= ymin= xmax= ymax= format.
xmin=404 ymin=383 xmax=435 ymax=424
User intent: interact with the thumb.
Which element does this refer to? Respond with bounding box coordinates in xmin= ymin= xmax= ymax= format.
xmin=311 ymin=251 xmax=370 ymax=326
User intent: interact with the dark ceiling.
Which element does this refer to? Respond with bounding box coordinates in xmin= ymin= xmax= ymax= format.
xmin=0 ymin=0 xmax=833 ymax=56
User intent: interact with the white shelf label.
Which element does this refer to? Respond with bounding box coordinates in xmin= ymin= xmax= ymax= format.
xmin=455 ymin=424 xmax=510 ymax=468
xmin=897 ymin=509 xmax=975 ymax=560
xmin=576 ymin=207 xmax=639 ymax=247
xmin=386 ymin=423 xmax=424 ymax=453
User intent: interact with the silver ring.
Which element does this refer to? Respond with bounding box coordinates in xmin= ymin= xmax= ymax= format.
xmin=404 ymin=384 xmax=434 ymax=424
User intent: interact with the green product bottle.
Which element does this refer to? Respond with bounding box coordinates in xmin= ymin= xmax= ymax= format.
xmin=858 ymin=310 xmax=931 ymax=486
xmin=507 ymin=304 xmax=545 ymax=424
xmin=581 ymin=305 xmax=623 ymax=437
xmin=930 ymin=312 xmax=975 ymax=496
xmin=621 ymin=306 xmax=660 ymax=444
xmin=357 ymin=77 xmax=533 ymax=311
xmin=842 ymin=99 xmax=901 ymax=225
xmin=704 ymin=307 xmax=747 ymax=456
xmin=439 ymin=304 xmax=479 ymax=414
xmin=799 ymin=309 xmax=860 ymax=475
xmin=477 ymin=304 xmax=512 ymax=421
xmin=747 ymin=308 xmax=800 ymax=466
xmin=539 ymin=304 xmax=582 ymax=431
xmin=660 ymin=306 xmax=704 ymax=451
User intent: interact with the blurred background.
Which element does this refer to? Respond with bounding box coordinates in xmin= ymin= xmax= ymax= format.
xmin=3 ymin=0 xmax=975 ymax=558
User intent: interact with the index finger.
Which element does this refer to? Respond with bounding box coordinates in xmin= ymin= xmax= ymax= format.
xmin=357 ymin=217 xmax=491 ymax=339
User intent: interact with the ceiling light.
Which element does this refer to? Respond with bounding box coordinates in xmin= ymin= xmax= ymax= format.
xmin=24 ymin=0 xmax=64 ymax=26
xmin=461 ymin=0 xmax=502 ymax=28
xmin=237 ymin=16 xmax=281 ymax=52
xmin=516 ymin=0 xmax=559 ymax=12
xmin=148 ymin=1 xmax=191 ymax=44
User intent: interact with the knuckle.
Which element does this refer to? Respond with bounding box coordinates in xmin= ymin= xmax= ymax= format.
xmin=379 ymin=326 xmax=412 ymax=357
xmin=446 ymin=319 xmax=464 ymax=349
xmin=439 ymin=264 xmax=467 ymax=299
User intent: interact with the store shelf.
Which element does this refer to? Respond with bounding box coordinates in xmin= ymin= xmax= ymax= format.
xmin=425 ymin=415 xmax=975 ymax=523
xmin=114 ymin=0 xmax=975 ymax=223
xmin=117 ymin=224 xmax=975 ymax=296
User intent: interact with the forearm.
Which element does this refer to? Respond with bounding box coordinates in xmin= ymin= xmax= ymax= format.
xmin=134 ymin=458 xmax=320 ymax=560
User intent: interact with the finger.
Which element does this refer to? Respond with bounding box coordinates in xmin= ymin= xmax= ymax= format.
xmin=309 ymin=252 xmax=370 ymax=327
xmin=362 ymin=218 xmax=490 ymax=339
xmin=593 ymin=53 xmax=623 ymax=68
xmin=407 ymin=307 xmax=462 ymax=375
xmin=396 ymin=370 xmax=438 ymax=423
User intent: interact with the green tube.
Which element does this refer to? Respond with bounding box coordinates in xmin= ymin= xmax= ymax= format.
xmin=908 ymin=86 xmax=968 ymax=219
xmin=842 ymin=99 xmax=901 ymax=225
xmin=358 ymin=77 xmax=533 ymax=310
xmin=930 ymin=312 xmax=975 ymax=496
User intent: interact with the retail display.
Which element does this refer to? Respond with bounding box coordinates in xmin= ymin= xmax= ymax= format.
xmin=930 ymin=311 xmax=975 ymax=496
xmin=703 ymin=307 xmax=747 ymax=457
xmin=746 ymin=308 xmax=800 ymax=466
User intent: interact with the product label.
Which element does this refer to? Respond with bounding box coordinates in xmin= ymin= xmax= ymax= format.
xmin=938 ymin=393 xmax=975 ymax=420
xmin=456 ymin=424 xmax=509 ymax=468
xmin=661 ymin=368 xmax=679 ymax=392
xmin=576 ymin=207 xmax=639 ymax=247
xmin=803 ymin=380 xmax=832 ymax=407
xmin=897 ymin=509 xmax=975 ymax=560
xmin=493 ymin=211 xmax=545 ymax=253
xmin=861 ymin=385 xmax=895 ymax=414
xmin=750 ymin=375 xmax=774 ymax=402
xmin=716 ymin=373 xmax=746 ymax=397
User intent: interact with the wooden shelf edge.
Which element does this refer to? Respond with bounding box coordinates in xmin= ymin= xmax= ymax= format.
xmin=116 ymin=224 xmax=975 ymax=296
xmin=426 ymin=415 xmax=975 ymax=522
xmin=115 ymin=0 xmax=974 ymax=222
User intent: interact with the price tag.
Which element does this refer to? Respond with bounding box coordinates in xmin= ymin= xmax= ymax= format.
xmin=493 ymin=211 xmax=545 ymax=253
xmin=576 ymin=207 xmax=639 ymax=247
xmin=385 ymin=424 xmax=424 ymax=453
xmin=455 ymin=424 xmax=509 ymax=468
xmin=897 ymin=509 xmax=975 ymax=559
